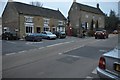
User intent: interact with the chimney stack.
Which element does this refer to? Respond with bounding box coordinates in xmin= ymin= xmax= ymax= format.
xmin=8 ymin=0 xmax=13 ymax=2
xmin=73 ymin=0 xmax=76 ymax=2
xmin=97 ymin=3 xmax=99 ymax=8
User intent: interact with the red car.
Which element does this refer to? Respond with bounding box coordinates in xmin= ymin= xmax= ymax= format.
xmin=94 ymin=30 xmax=109 ymax=39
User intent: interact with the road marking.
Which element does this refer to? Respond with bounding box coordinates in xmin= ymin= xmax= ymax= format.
xmin=92 ymin=68 xmax=97 ymax=74
xmin=67 ymin=54 xmax=80 ymax=58
xmin=7 ymin=41 xmax=16 ymax=44
xmin=18 ymin=50 xmax=26 ymax=53
xmin=99 ymin=50 xmax=107 ymax=52
xmin=58 ymin=53 xmax=63 ymax=55
xmin=86 ymin=76 xmax=93 ymax=78
xmin=26 ymin=42 xmax=43 ymax=44
xmin=63 ymin=45 xmax=84 ymax=53
xmin=46 ymin=41 xmax=75 ymax=48
xmin=38 ymin=47 xmax=45 ymax=50
xmin=5 ymin=53 xmax=16 ymax=56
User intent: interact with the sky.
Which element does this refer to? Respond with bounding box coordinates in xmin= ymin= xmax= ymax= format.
xmin=0 ymin=0 xmax=119 ymax=18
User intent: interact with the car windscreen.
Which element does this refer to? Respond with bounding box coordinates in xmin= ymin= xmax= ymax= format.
xmin=46 ymin=32 xmax=53 ymax=35
xmin=60 ymin=32 xmax=65 ymax=34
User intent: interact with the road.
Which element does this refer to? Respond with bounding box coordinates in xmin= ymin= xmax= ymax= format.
xmin=2 ymin=34 xmax=118 ymax=79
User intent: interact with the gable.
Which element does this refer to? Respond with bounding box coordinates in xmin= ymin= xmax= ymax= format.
xmin=69 ymin=2 xmax=105 ymax=16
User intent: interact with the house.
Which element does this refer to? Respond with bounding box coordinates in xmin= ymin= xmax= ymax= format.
xmin=2 ymin=1 xmax=66 ymax=39
xmin=67 ymin=1 xmax=105 ymax=36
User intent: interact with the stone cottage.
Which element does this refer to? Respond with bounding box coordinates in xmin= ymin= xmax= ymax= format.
xmin=2 ymin=1 xmax=66 ymax=39
xmin=68 ymin=1 xmax=105 ymax=36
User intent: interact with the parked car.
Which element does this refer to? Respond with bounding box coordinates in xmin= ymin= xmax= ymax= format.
xmin=2 ymin=31 xmax=19 ymax=40
xmin=97 ymin=45 xmax=120 ymax=79
xmin=113 ymin=30 xmax=118 ymax=34
xmin=25 ymin=33 xmax=42 ymax=41
xmin=53 ymin=31 xmax=66 ymax=39
xmin=94 ymin=30 xmax=109 ymax=39
xmin=41 ymin=31 xmax=57 ymax=39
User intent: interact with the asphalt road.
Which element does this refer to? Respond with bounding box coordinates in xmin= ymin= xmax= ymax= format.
xmin=2 ymin=36 xmax=86 ymax=55
xmin=2 ymin=34 xmax=118 ymax=79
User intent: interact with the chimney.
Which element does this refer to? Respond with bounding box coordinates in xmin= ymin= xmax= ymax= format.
xmin=97 ymin=3 xmax=99 ymax=8
xmin=8 ymin=0 xmax=13 ymax=2
xmin=73 ymin=0 xmax=76 ymax=2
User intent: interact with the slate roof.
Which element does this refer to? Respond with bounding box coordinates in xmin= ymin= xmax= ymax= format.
xmin=10 ymin=2 xmax=66 ymax=20
xmin=72 ymin=2 xmax=105 ymax=15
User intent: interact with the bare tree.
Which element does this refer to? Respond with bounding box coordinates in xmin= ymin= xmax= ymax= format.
xmin=30 ymin=1 xmax=43 ymax=7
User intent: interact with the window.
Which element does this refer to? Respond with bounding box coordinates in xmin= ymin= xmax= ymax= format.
xmin=26 ymin=26 xmax=33 ymax=33
xmin=25 ymin=16 xmax=33 ymax=23
xmin=44 ymin=27 xmax=49 ymax=31
xmin=44 ymin=18 xmax=50 ymax=24
xmin=85 ymin=15 xmax=89 ymax=18
xmin=58 ymin=21 xmax=63 ymax=25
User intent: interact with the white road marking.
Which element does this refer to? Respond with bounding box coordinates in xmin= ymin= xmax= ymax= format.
xmin=46 ymin=41 xmax=75 ymax=48
xmin=38 ymin=47 xmax=45 ymax=50
xmin=67 ymin=54 xmax=80 ymax=58
xmin=7 ymin=41 xmax=16 ymax=44
xmin=63 ymin=45 xmax=84 ymax=53
xmin=99 ymin=50 xmax=107 ymax=52
xmin=18 ymin=50 xmax=26 ymax=53
xmin=26 ymin=42 xmax=43 ymax=44
xmin=58 ymin=53 xmax=63 ymax=55
xmin=92 ymin=68 xmax=97 ymax=74
xmin=86 ymin=76 xmax=93 ymax=78
xmin=5 ymin=53 xmax=16 ymax=56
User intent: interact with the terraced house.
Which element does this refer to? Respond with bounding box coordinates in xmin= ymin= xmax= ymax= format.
xmin=67 ymin=1 xmax=105 ymax=36
xmin=2 ymin=1 xmax=66 ymax=39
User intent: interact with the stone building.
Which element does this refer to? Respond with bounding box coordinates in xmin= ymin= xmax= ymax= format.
xmin=2 ymin=1 xmax=66 ymax=39
xmin=68 ymin=1 xmax=105 ymax=36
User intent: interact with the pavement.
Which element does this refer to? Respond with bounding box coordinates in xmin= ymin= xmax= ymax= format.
xmin=1 ymin=34 xmax=118 ymax=79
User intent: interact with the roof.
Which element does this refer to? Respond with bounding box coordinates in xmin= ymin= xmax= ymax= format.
xmin=10 ymin=2 xmax=66 ymax=20
xmin=71 ymin=2 xmax=105 ymax=15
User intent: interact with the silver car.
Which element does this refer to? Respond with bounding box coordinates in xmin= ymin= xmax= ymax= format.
xmin=97 ymin=45 xmax=120 ymax=79
xmin=41 ymin=31 xmax=57 ymax=39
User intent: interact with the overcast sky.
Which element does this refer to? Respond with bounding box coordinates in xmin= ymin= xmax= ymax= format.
xmin=0 ymin=0 xmax=119 ymax=17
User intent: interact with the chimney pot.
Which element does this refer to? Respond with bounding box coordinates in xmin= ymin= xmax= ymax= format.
xmin=73 ymin=0 xmax=76 ymax=2
xmin=97 ymin=3 xmax=99 ymax=8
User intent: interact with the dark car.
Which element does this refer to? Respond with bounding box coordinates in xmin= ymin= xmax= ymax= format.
xmin=2 ymin=31 xmax=19 ymax=40
xmin=53 ymin=31 xmax=66 ymax=39
xmin=94 ymin=30 xmax=109 ymax=39
xmin=25 ymin=33 xmax=42 ymax=42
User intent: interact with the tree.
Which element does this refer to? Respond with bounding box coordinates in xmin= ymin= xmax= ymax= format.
xmin=95 ymin=20 xmax=98 ymax=30
xmin=105 ymin=10 xmax=119 ymax=32
xmin=90 ymin=19 xmax=94 ymax=30
xmin=30 ymin=1 xmax=43 ymax=7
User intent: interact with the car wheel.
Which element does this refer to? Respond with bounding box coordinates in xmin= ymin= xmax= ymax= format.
xmin=104 ymin=36 xmax=106 ymax=39
xmin=95 ymin=37 xmax=97 ymax=39
xmin=48 ymin=37 xmax=50 ymax=40
xmin=58 ymin=36 xmax=61 ymax=39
